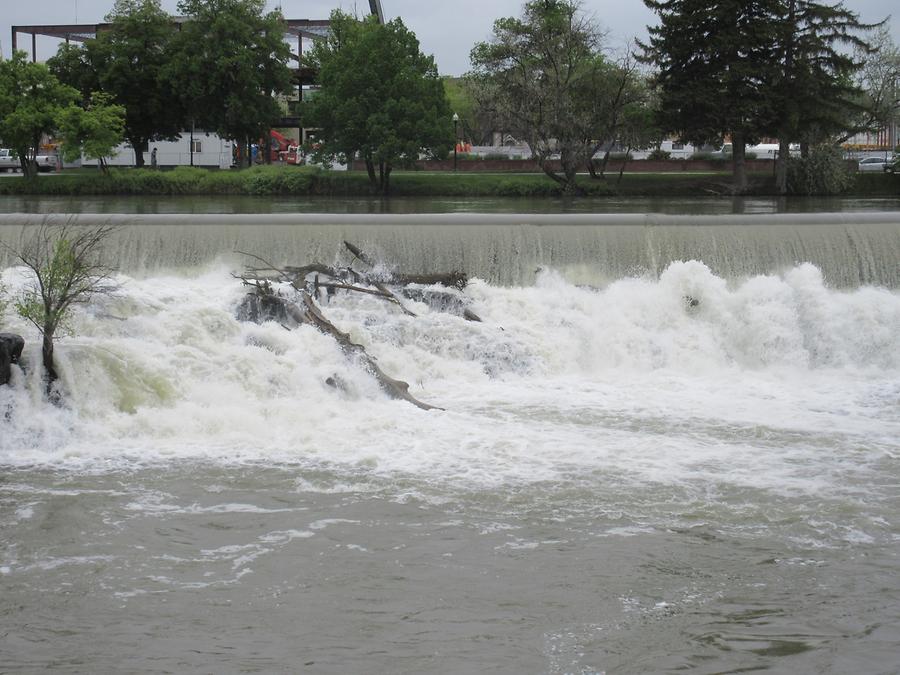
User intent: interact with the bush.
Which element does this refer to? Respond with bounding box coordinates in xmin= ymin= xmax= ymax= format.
xmin=648 ymin=148 xmax=671 ymax=160
xmin=483 ymin=152 xmax=511 ymax=161
xmin=787 ymin=144 xmax=853 ymax=195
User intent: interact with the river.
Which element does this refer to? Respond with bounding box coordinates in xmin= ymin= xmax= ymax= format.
xmin=1 ymin=201 xmax=899 ymax=673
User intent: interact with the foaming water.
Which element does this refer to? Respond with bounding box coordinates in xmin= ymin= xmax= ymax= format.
xmin=1 ymin=243 xmax=899 ymax=672
xmin=1 ymin=262 xmax=897 ymax=484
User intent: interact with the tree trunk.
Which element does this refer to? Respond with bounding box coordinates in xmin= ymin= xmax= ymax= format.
xmin=132 ymin=138 xmax=146 ymax=168
xmin=381 ymin=163 xmax=392 ymax=195
xmin=616 ymin=145 xmax=632 ymax=185
xmin=42 ymin=330 xmax=58 ymax=388
xmin=17 ymin=142 xmax=36 ymax=178
xmin=776 ymin=137 xmax=790 ymax=195
xmin=365 ymin=157 xmax=377 ymax=186
xmin=731 ymin=132 xmax=748 ymax=193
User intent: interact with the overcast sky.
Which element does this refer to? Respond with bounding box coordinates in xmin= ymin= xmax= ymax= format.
xmin=2 ymin=0 xmax=897 ymax=75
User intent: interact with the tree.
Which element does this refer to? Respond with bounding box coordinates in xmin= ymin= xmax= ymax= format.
xmin=47 ymin=44 xmax=101 ymax=108
xmin=640 ymin=0 xmax=778 ymax=192
xmin=304 ymin=11 xmax=453 ymax=194
xmin=582 ymin=53 xmax=655 ymax=179
xmin=95 ymin=0 xmax=185 ymax=167
xmin=4 ymin=225 xmax=117 ymax=394
xmin=768 ymin=0 xmax=879 ymax=193
xmin=58 ymin=92 xmax=127 ymax=174
xmin=171 ymin=0 xmax=294 ymax=168
xmin=0 ymin=52 xmax=79 ymax=178
xmin=853 ymin=26 xmax=900 ymax=148
xmin=469 ymin=0 xmax=609 ymax=192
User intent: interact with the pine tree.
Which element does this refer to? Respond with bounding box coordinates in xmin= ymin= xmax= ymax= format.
xmin=640 ymin=0 xmax=779 ymax=192
xmin=768 ymin=1 xmax=879 ymax=193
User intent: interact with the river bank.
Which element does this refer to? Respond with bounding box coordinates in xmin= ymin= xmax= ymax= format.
xmin=0 ymin=165 xmax=896 ymax=197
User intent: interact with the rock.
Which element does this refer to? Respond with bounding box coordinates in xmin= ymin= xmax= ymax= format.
xmin=236 ymin=293 xmax=293 ymax=326
xmin=0 ymin=333 xmax=25 ymax=386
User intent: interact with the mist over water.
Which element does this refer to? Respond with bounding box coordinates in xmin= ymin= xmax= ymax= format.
xmin=1 ymin=214 xmax=899 ymax=672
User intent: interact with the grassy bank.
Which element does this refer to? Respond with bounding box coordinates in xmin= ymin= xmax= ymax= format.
xmin=0 ymin=165 xmax=895 ymax=197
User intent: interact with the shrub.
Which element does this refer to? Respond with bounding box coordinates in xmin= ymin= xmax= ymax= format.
xmin=648 ymin=148 xmax=671 ymax=160
xmin=787 ymin=144 xmax=853 ymax=195
xmin=483 ymin=152 xmax=511 ymax=161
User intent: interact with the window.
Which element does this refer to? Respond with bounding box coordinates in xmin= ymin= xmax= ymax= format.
xmin=672 ymin=142 xmax=684 ymax=150
xmin=191 ymin=140 xmax=202 ymax=153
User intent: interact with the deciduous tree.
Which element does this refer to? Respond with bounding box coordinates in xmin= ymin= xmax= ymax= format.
xmin=304 ymin=11 xmax=452 ymax=194
xmin=469 ymin=0 xmax=609 ymax=192
xmin=171 ymin=0 xmax=294 ymax=168
xmin=4 ymin=225 xmax=117 ymax=395
xmin=58 ymin=93 xmax=127 ymax=174
xmin=0 ymin=53 xmax=79 ymax=178
xmin=65 ymin=0 xmax=185 ymax=167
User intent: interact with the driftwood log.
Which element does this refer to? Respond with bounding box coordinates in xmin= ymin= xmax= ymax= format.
xmin=235 ymin=242 xmax=483 ymax=411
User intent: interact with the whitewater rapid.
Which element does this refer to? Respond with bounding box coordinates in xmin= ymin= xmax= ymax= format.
xmin=2 ymin=261 xmax=897 ymax=507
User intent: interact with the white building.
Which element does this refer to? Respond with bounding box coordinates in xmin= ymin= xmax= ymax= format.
xmin=82 ymin=132 xmax=233 ymax=169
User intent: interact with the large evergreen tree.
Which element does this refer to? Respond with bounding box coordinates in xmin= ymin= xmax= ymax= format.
xmin=304 ymin=11 xmax=452 ymax=194
xmin=641 ymin=0 xmax=779 ymax=192
xmin=768 ymin=1 xmax=878 ymax=193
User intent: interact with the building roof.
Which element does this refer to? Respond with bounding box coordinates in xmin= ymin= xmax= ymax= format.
xmin=12 ymin=4 xmax=386 ymax=51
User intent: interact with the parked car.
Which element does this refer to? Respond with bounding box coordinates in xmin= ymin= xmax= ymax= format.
xmin=0 ymin=148 xmax=20 ymax=172
xmin=885 ymin=157 xmax=899 ymax=174
xmin=857 ymin=156 xmax=893 ymax=172
xmin=0 ymin=148 xmax=58 ymax=173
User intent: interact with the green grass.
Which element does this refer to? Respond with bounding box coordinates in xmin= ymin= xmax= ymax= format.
xmin=0 ymin=164 xmax=895 ymax=197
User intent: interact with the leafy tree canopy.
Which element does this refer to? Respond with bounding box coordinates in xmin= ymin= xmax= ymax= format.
xmin=304 ymin=11 xmax=453 ymax=194
xmin=171 ymin=0 xmax=294 ymax=165
xmin=0 ymin=52 xmax=79 ymax=177
xmin=470 ymin=1 xmax=644 ymax=191
xmin=58 ymin=92 xmax=127 ymax=174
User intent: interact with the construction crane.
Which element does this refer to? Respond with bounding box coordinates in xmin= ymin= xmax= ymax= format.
xmin=369 ymin=0 xmax=385 ymax=23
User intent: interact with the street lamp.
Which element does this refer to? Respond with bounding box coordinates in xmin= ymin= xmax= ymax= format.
xmin=452 ymin=112 xmax=459 ymax=171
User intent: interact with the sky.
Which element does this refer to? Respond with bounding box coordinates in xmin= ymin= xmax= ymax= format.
xmin=2 ymin=0 xmax=898 ymax=75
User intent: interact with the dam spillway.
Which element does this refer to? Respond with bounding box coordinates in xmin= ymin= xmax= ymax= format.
xmin=0 ymin=211 xmax=898 ymax=288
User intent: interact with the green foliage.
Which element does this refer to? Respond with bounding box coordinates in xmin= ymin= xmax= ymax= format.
xmin=648 ymin=148 xmax=671 ymax=160
xmin=0 ymin=52 xmax=79 ymax=177
xmin=171 ymin=0 xmax=293 ymax=164
xmin=50 ymin=0 xmax=186 ymax=168
xmin=9 ymin=225 xmax=117 ymax=388
xmin=47 ymin=44 xmax=100 ymax=107
xmin=640 ymin=0 xmax=776 ymax=189
xmin=470 ymin=1 xmax=608 ymax=191
xmin=641 ymin=0 xmax=879 ymax=193
xmin=443 ymin=78 xmax=476 ymax=142
xmin=786 ymin=145 xmax=854 ymax=195
xmin=58 ymin=92 xmax=126 ymax=173
xmin=304 ymin=11 xmax=453 ymax=194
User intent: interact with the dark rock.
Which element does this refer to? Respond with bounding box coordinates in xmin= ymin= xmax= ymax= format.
xmin=236 ymin=293 xmax=293 ymax=326
xmin=0 ymin=333 xmax=25 ymax=386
